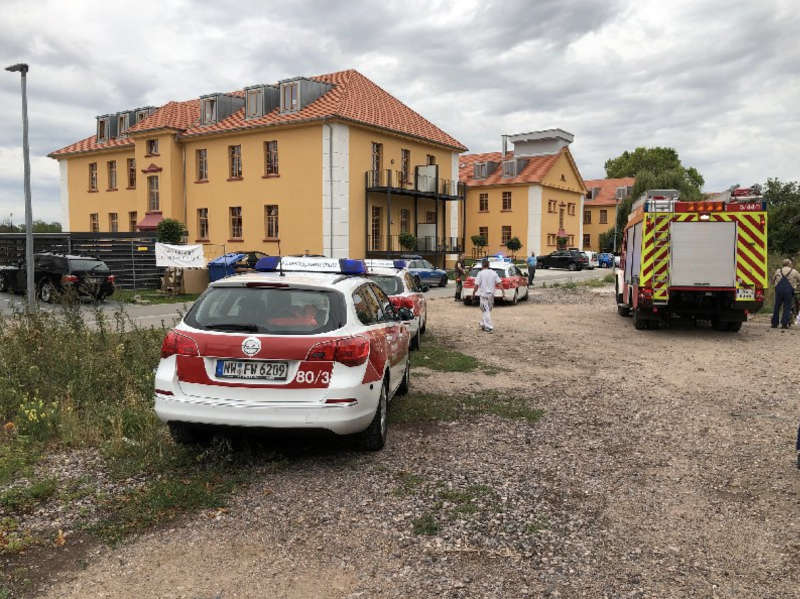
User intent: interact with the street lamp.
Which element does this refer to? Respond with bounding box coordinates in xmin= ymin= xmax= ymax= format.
xmin=6 ymin=62 xmax=34 ymax=308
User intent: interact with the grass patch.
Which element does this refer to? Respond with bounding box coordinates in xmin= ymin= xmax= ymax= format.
xmin=0 ymin=478 xmax=57 ymax=513
xmin=0 ymin=517 xmax=35 ymax=555
xmin=603 ymin=273 xmax=616 ymax=284
xmin=440 ymin=484 xmax=497 ymax=518
xmin=393 ymin=391 xmax=543 ymax=425
xmin=412 ymin=512 xmax=440 ymax=536
xmin=112 ymin=289 xmax=199 ymax=305
xmin=411 ymin=335 xmax=503 ymax=374
xmin=392 ymin=471 xmax=425 ymax=497
xmin=525 ymin=516 xmax=550 ymax=535
xmin=0 ymin=437 xmax=41 ymax=486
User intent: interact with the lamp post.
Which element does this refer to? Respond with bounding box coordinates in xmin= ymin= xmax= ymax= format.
xmin=5 ymin=63 xmax=34 ymax=308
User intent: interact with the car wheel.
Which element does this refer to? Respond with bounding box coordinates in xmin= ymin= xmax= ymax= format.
xmin=520 ymin=286 xmax=529 ymax=301
xmin=396 ymin=359 xmax=410 ymax=396
xmin=440 ymin=275 xmax=447 ymax=287
xmin=39 ymin=280 xmax=57 ymax=303
xmin=420 ymin=316 xmax=427 ymax=334
xmin=727 ymin=320 xmax=742 ymax=332
xmin=568 ymin=263 xmax=577 ymax=271
xmin=0 ymin=274 xmax=7 ymax=293
xmin=168 ymin=422 xmax=213 ymax=446
xmin=358 ymin=379 xmax=388 ymax=451
xmin=511 ymin=289 xmax=518 ymax=305
xmin=410 ymin=327 xmax=421 ymax=350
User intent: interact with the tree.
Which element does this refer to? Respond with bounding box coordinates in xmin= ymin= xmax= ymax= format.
xmin=156 ymin=218 xmax=187 ymax=243
xmin=606 ymin=147 xmax=705 ymax=250
xmin=398 ymin=232 xmax=416 ymax=251
xmin=32 ymin=220 xmax=62 ymax=233
xmin=470 ymin=234 xmax=487 ymax=257
xmin=763 ymin=178 xmax=800 ymax=255
xmin=598 ymin=228 xmax=616 ymax=252
xmin=505 ymin=236 xmax=522 ymax=258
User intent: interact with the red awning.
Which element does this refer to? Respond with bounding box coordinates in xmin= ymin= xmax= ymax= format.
xmin=137 ymin=211 xmax=163 ymax=231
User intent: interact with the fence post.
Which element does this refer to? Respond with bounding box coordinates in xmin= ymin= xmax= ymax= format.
xmin=130 ymin=240 xmax=137 ymax=290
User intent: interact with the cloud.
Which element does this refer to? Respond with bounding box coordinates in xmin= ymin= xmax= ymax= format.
xmin=0 ymin=0 xmax=797 ymax=226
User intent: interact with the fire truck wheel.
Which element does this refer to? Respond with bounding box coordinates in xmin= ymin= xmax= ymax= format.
xmin=617 ymin=304 xmax=631 ymax=317
xmin=633 ymin=309 xmax=649 ymax=330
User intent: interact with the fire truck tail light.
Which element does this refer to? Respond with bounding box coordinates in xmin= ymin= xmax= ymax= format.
xmin=161 ymin=330 xmax=199 ymax=359
xmin=306 ymin=337 xmax=370 ymax=367
xmin=755 ymin=287 xmax=764 ymax=302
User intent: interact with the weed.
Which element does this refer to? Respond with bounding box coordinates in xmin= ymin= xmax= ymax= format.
xmin=603 ymin=273 xmax=616 ymax=284
xmin=392 ymin=471 xmax=425 ymax=497
xmin=562 ymin=281 xmax=577 ymax=289
xmin=0 ymin=517 xmax=35 ymax=555
xmin=525 ymin=516 xmax=550 ymax=535
xmin=112 ymin=289 xmax=200 ymax=305
xmin=0 ymin=438 xmax=41 ymax=485
xmin=0 ymin=478 xmax=57 ymax=513
xmin=393 ymin=391 xmax=543 ymax=425
xmin=412 ymin=512 xmax=440 ymax=536
xmin=411 ymin=336 xmax=504 ymax=375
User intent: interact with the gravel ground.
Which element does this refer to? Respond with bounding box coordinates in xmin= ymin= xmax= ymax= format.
xmin=32 ymin=286 xmax=800 ymax=598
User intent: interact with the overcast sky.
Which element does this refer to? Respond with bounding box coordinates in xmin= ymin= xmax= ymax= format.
xmin=0 ymin=0 xmax=798 ymax=225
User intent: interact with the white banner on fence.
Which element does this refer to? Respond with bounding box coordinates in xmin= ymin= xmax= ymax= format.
xmin=155 ymin=243 xmax=206 ymax=268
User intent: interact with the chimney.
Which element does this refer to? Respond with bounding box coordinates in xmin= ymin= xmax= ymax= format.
xmin=501 ymin=134 xmax=508 ymax=157
xmin=506 ymin=129 xmax=574 ymax=157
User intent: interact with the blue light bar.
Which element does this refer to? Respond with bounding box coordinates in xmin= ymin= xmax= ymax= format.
xmin=393 ymin=259 xmax=407 ymax=269
xmin=254 ymin=256 xmax=280 ymax=271
xmin=339 ymin=259 xmax=367 ymax=275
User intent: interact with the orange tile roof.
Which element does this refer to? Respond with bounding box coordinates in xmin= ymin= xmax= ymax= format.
xmin=583 ymin=177 xmax=636 ymax=206
xmin=459 ymin=149 xmax=564 ymax=186
xmin=49 ymin=70 xmax=466 ymax=158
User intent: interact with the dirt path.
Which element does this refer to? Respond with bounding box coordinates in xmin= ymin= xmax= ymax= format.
xmin=36 ymin=287 xmax=800 ymax=598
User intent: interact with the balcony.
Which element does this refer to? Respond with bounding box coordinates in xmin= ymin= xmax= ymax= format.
xmin=365 ymin=169 xmax=465 ymax=200
xmin=366 ymin=235 xmax=463 ymax=255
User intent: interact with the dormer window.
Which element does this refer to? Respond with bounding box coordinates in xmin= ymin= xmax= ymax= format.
xmin=246 ymin=88 xmax=263 ymax=119
xmin=117 ymin=114 xmax=129 ymax=137
xmin=203 ymin=98 xmax=217 ymax=124
xmin=502 ymin=160 xmax=516 ymax=178
xmin=473 ymin=162 xmax=488 ymax=179
xmin=136 ymin=110 xmax=148 ymax=123
xmin=97 ymin=118 xmax=109 ymax=142
xmin=281 ymin=82 xmax=299 ymax=113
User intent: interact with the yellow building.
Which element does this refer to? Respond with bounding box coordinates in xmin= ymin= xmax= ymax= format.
xmin=49 ymin=70 xmax=467 ymax=263
xmin=459 ymin=130 xmax=586 ymax=258
xmin=581 ymin=177 xmax=635 ymax=251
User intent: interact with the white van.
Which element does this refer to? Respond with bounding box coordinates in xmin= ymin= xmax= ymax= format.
xmin=581 ymin=251 xmax=599 ymax=269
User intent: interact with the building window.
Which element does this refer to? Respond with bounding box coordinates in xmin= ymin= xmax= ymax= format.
xmin=146 ymin=138 xmax=158 ymax=155
xmin=401 ymin=149 xmax=410 ymax=186
xmin=117 ymin=114 xmax=129 ymax=137
xmin=264 ymin=141 xmax=278 ymax=176
xmin=502 ymin=191 xmax=512 ymax=211
xmin=136 ymin=110 xmax=149 ymax=123
xmin=89 ymin=213 xmax=99 ymax=233
xmin=583 ymin=210 xmax=592 ymax=225
xmin=107 ymin=160 xmax=117 ymax=190
xmin=371 ymin=143 xmax=383 ymax=181
xmin=229 ymin=145 xmax=242 ymax=179
xmin=547 ymin=199 xmax=556 ymax=213
xmin=473 ymin=163 xmax=488 ymax=179
xmin=129 ymin=211 xmax=137 ymax=232
xmin=426 ymin=154 xmax=436 ymax=165
xmin=547 ymin=234 xmax=556 ymax=246
xmin=245 ymin=88 xmax=263 ymax=119
xmin=569 ymin=234 xmax=575 ymax=246
xmin=599 ymin=209 xmax=608 ymax=224
xmin=196 ymin=149 xmax=208 ymax=181
xmin=478 ymin=226 xmax=488 ymax=244
xmin=479 ymin=193 xmax=488 ymax=212
xmin=568 ymin=202 xmax=576 ymax=216
xmin=197 ymin=208 xmax=209 ymax=240
xmin=147 ymin=175 xmax=159 ymax=211
xmin=97 ymin=120 xmax=107 ymax=141
xmin=559 ymin=207 xmax=565 ymax=229
xmin=281 ymin=82 xmax=298 ymax=112
xmin=264 ymin=205 xmax=279 ymax=239
xmin=203 ymin=98 xmax=217 ymax=123
xmin=371 ymin=206 xmax=382 ymax=250
xmin=583 ymin=234 xmax=591 ymax=248
xmin=229 ymin=206 xmax=242 ymax=239
xmin=426 ymin=211 xmax=436 ymax=224
xmin=127 ymin=158 xmax=136 ymax=188
xmin=501 ymin=226 xmax=512 ymax=245
xmin=109 ymin=213 xmax=119 ymax=233
xmin=88 ymin=163 xmax=98 ymax=191
xmin=400 ymin=208 xmax=410 ymax=233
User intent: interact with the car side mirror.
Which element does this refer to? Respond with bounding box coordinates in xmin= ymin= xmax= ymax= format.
xmin=397 ymin=307 xmax=414 ymax=321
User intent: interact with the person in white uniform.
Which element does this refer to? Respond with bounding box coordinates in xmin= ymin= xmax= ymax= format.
xmin=472 ymin=258 xmax=501 ymax=332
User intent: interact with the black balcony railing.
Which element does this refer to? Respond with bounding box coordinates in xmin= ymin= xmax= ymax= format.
xmin=365 ymin=169 xmax=464 ymax=199
xmin=367 ymin=235 xmax=463 ymax=254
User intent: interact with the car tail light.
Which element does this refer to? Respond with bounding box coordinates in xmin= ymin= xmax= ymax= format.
xmin=501 ymin=279 xmax=511 ymax=289
xmin=389 ymin=296 xmax=414 ymax=310
xmin=160 ymin=330 xmax=199 ymax=358
xmin=107 ymin=275 xmax=116 ymax=283
xmin=464 ymin=278 xmax=475 ymax=287
xmin=61 ymin=274 xmax=78 ymax=284
xmin=306 ymin=336 xmax=370 ymax=367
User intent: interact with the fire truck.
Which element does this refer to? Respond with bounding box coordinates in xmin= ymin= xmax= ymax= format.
xmin=615 ymin=187 xmax=768 ymax=331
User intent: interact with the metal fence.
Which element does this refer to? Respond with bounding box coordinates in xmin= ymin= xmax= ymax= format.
xmin=0 ymin=232 xmax=163 ymax=290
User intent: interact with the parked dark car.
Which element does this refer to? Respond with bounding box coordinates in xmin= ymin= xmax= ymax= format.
xmin=537 ymin=250 xmax=589 ymax=271
xmin=0 ymin=253 xmax=115 ymax=302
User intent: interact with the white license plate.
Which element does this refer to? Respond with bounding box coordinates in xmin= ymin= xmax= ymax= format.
xmin=216 ymin=360 xmax=288 ymax=380
xmin=736 ymin=288 xmax=755 ymax=301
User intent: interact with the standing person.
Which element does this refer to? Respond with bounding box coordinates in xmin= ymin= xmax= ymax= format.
xmin=526 ymin=252 xmax=537 ymax=286
xmin=472 ymin=258 xmax=501 ymax=333
xmin=771 ymin=258 xmax=800 ymax=329
xmin=454 ymin=254 xmax=466 ymax=301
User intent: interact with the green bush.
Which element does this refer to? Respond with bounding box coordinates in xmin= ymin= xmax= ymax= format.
xmin=398 ymin=232 xmax=416 ymax=251
xmin=156 ymin=218 xmax=187 ymax=244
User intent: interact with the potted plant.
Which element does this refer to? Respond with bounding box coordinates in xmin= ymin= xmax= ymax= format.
xmin=505 ymin=236 xmax=522 ymax=260
xmin=398 ymin=232 xmax=417 ymax=251
xmin=156 ymin=218 xmax=187 ymax=244
xmin=470 ymin=234 xmax=487 ymax=258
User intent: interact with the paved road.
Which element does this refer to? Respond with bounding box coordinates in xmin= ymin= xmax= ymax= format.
xmin=0 ymin=267 xmax=610 ymax=326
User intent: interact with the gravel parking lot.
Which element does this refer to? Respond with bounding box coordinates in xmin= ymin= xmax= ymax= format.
xmin=27 ymin=285 xmax=800 ymax=598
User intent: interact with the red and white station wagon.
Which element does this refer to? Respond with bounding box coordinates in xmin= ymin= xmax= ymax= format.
xmin=463 ymin=261 xmax=530 ymax=305
xmin=154 ymin=257 xmax=412 ymax=451
xmin=365 ymin=259 xmax=427 ymax=350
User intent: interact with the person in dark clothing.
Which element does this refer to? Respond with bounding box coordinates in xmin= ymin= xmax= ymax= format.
xmin=771 ymin=259 xmax=800 ymax=329
xmin=454 ymin=255 xmax=466 ymax=301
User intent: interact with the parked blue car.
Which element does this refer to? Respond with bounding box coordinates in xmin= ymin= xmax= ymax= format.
xmin=406 ymin=258 xmax=448 ymax=287
xmin=598 ymin=252 xmax=615 ymax=268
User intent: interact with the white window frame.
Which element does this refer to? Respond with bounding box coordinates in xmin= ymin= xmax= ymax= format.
xmin=203 ymin=98 xmax=217 ymax=124
xmin=502 ymin=160 xmax=516 ymax=178
xmin=117 ymin=114 xmax=129 ymax=137
xmin=246 ymin=88 xmax=263 ymax=119
xmin=97 ymin=118 xmax=109 ymax=142
xmin=473 ymin=162 xmax=487 ymax=179
xmin=280 ymin=82 xmax=299 ymax=113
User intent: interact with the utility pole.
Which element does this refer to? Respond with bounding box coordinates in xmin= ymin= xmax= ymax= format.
xmin=6 ymin=63 xmax=34 ymax=308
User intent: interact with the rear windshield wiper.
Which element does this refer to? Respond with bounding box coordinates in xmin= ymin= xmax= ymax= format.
xmin=204 ymin=323 xmax=259 ymax=332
